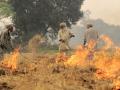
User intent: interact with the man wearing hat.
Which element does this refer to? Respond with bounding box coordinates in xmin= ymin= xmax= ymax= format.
xmin=0 ymin=24 xmax=14 ymax=54
xmin=58 ymin=23 xmax=75 ymax=53
xmin=46 ymin=26 xmax=56 ymax=46
xmin=83 ymin=24 xmax=99 ymax=50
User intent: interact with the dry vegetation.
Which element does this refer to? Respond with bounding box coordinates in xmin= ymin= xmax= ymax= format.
xmin=0 ymin=52 xmax=118 ymax=90
xmin=0 ymin=35 xmax=120 ymax=90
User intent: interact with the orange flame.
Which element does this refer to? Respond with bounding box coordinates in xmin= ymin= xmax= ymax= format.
xmin=113 ymin=79 xmax=120 ymax=90
xmin=65 ymin=35 xmax=120 ymax=89
xmin=100 ymin=35 xmax=114 ymax=49
xmin=65 ymin=45 xmax=89 ymax=67
xmin=1 ymin=48 xmax=20 ymax=71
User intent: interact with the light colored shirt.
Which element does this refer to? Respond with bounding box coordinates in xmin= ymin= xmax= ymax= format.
xmin=84 ymin=28 xmax=99 ymax=44
xmin=58 ymin=28 xmax=71 ymax=41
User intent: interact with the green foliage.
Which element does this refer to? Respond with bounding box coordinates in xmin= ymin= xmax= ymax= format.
xmin=38 ymin=45 xmax=58 ymax=54
xmin=11 ymin=0 xmax=84 ymax=41
xmin=0 ymin=1 xmax=14 ymax=17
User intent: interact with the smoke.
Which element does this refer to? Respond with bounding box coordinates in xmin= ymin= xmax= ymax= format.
xmin=69 ymin=0 xmax=120 ymax=48
xmin=70 ymin=19 xmax=120 ymax=48
xmin=81 ymin=0 xmax=120 ymax=25
xmin=28 ymin=34 xmax=46 ymax=52
xmin=0 ymin=17 xmax=13 ymax=32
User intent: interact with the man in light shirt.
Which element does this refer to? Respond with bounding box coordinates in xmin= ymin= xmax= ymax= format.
xmin=84 ymin=24 xmax=99 ymax=50
xmin=58 ymin=23 xmax=75 ymax=53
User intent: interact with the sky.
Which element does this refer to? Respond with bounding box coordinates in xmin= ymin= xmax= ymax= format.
xmin=81 ymin=0 xmax=120 ymax=25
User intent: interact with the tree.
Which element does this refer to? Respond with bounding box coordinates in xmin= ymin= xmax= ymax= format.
xmin=11 ymin=0 xmax=84 ymax=41
xmin=0 ymin=0 xmax=14 ymax=18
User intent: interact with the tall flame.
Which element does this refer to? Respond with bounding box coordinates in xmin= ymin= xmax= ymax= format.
xmin=1 ymin=48 xmax=20 ymax=71
xmin=65 ymin=35 xmax=120 ymax=89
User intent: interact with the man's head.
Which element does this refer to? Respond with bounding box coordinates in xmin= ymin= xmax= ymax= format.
xmin=60 ymin=22 xmax=67 ymax=29
xmin=6 ymin=24 xmax=14 ymax=32
xmin=47 ymin=27 xmax=52 ymax=32
xmin=86 ymin=24 xmax=93 ymax=29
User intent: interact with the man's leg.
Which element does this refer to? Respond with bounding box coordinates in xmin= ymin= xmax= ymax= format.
xmin=0 ymin=45 xmax=5 ymax=60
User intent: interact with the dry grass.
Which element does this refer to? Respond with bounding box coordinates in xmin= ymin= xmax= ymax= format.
xmin=0 ymin=52 xmax=117 ymax=90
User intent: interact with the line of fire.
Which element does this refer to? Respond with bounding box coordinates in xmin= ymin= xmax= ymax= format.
xmin=0 ymin=0 xmax=120 ymax=90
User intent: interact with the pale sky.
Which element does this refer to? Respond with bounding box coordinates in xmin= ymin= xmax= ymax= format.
xmin=81 ymin=0 xmax=120 ymax=25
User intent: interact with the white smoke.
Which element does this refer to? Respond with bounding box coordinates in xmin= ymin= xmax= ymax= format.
xmin=0 ymin=16 xmax=13 ymax=32
xmin=81 ymin=0 xmax=120 ymax=26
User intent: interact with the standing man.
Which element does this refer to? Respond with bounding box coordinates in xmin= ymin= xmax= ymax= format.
xmin=0 ymin=24 xmax=14 ymax=54
xmin=58 ymin=23 xmax=75 ymax=54
xmin=83 ymin=24 xmax=99 ymax=50
xmin=46 ymin=27 xmax=56 ymax=46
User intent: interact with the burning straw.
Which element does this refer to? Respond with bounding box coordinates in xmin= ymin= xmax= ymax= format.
xmin=0 ymin=48 xmax=20 ymax=72
xmin=65 ymin=35 xmax=120 ymax=90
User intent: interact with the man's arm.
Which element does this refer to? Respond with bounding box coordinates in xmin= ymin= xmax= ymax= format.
xmin=70 ymin=33 xmax=75 ymax=38
xmin=83 ymin=38 xmax=86 ymax=46
xmin=10 ymin=39 xmax=14 ymax=51
xmin=58 ymin=30 xmax=63 ymax=41
xmin=97 ymin=31 xmax=99 ymax=39
xmin=0 ymin=32 xmax=6 ymax=44
xmin=58 ymin=30 xmax=61 ymax=41
xmin=68 ymin=30 xmax=75 ymax=38
xmin=83 ymin=32 xmax=87 ymax=46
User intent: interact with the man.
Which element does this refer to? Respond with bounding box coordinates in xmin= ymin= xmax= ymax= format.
xmin=46 ymin=27 xmax=56 ymax=46
xmin=0 ymin=24 xmax=14 ymax=54
xmin=84 ymin=24 xmax=99 ymax=50
xmin=58 ymin=23 xmax=75 ymax=53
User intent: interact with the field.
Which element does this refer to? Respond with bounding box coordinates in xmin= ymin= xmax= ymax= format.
xmin=0 ymin=44 xmax=120 ymax=90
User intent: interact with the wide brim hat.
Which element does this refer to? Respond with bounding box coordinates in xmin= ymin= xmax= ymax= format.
xmin=60 ymin=22 xmax=67 ymax=28
xmin=87 ymin=24 xmax=93 ymax=28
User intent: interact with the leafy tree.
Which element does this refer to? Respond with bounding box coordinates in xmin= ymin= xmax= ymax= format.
xmin=11 ymin=0 xmax=84 ymax=41
xmin=0 ymin=0 xmax=14 ymax=18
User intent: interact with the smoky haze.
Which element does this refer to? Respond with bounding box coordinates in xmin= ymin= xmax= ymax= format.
xmin=70 ymin=0 xmax=120 ymax=48
xmin=82 ymin=0 xmax=120 ymax=25
xmin=70 ymin=19 xmax=120 ymax=48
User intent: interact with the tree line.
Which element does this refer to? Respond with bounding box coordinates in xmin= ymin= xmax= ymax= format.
xmin=9 ymin=0 xmax=84 ymax=42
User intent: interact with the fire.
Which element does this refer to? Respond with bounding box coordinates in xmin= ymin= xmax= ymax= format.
xmin=65 ymin=45 xmax=89 ymax=67
xmin=65 ymin=35 xmax=120 ymax=89
xmin=0 ymin=48 xmax=20 ymax=71
xmin=113 ymin=78 xmax=120 ymax=90
xmin=56 ymin=52 xmax=68 ymax=63
xmin=100 ymin=34 xmax=114 ymax=49
xmin=65 ymin=40 xmax=97 ymax=67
